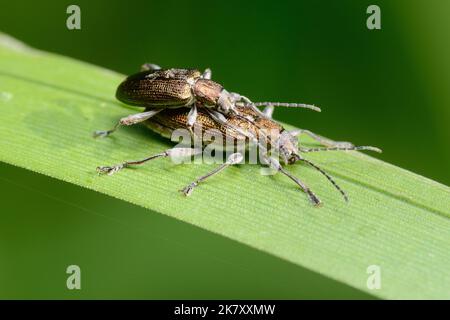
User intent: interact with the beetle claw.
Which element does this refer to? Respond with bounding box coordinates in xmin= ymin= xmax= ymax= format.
xmin=180 ymin=183 xmax=196 ymax=196
xmin=93 ymin=130 xmax=110 ymax=138
xmin=97 ymin=164 xmax=123 ymax=175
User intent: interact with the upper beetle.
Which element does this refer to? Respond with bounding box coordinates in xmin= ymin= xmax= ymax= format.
xmin=116 ymin=64 xmax=237 ymax=115
xmin=94 ymin=63 xmax=320 ymax=138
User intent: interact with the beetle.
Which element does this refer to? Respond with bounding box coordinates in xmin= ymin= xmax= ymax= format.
xmin=93 ymin=63 xmax=321 ymax=138
xmin=96 ymin=104 xmax=381 ymax=206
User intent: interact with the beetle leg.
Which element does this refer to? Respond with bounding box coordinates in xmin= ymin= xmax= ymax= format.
xmin=181 ymin=153 xmax=243 ymax=196
xmin=263 ymin=155 xmax=322 ymax=206
xmin=205 ymin=109 xmax=253 ymax=140
xmin=93 ymin=109 xmax=162 ymax=138
xmin=206 ymin=108 xmax=255 ymax=134
xmin=238 ymin=95 xmax=260 ymax=115
xmin=230 ymin=94 xmax=269 ymax=118
xmin=205 ymin=109 xmax=272 ymax=157
xmin=202 ymin=68 xmax=212 ymax=79
xmin=140 ymin=63 xmax=161 ymax=72
xmin=262 ymin=105 xmax=274 ymax=118
xmin=290 ymin=129 xmax=355 ymax=148
xmin=205 ymin=109 xmax=229 ymax=125
xmin=186 ymin=104 xmax=198 ymax=137
xmin=97 ymin=147 xmax=202 ymax=175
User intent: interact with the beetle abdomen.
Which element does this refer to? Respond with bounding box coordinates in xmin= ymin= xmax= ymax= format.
xmin=116 ymin=79 xmax=193 ymax=107
xmin=116 ymin=69 xmax=200 ymax=107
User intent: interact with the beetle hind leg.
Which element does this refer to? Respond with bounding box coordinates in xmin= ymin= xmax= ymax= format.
xmin=97 ymin=147 xmax=202 ymax=175
xmin=93 ymin=109 xmax=162 ymax=138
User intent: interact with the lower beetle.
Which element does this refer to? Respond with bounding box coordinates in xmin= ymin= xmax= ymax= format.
xmin=96 ymin=104 xmax=381 ymax=206
xmin=93 ymin=63 xmax=321 ymax=138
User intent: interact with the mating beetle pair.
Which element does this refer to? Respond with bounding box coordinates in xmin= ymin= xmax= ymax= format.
xmin=94 ymin=63 xmax=320 ymax=138
xmin=95 ymin=64 xmax=381 ymax=206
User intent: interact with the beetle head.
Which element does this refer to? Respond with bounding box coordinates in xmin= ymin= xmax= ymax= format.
xmin=277 ymin=130 xmax=301 ymax=164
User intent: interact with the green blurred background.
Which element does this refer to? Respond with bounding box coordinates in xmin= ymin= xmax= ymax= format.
xmin=0 ymin=0 xmax=448 ymax=299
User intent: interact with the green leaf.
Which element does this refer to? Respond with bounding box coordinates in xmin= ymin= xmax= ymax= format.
xmin=1 ymin=33 xmax=449 ymax=299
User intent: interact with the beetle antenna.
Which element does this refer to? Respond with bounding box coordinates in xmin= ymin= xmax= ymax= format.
xmin=298 ymin=157 xmax=348 ymax=202
xmin=277 ymin=165 xmax=322 ymax=206
xmin=300 ymin=146 xmax=382 ymax=153
xmin=243 ymin=102 xmax=321 ymax=112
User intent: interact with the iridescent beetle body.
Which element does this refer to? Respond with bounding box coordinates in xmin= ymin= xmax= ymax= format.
xmin=93 ymin=63 xmax=321 ymax=138
xmin=96 ymin=104 xmax=381 ymax=206
xmin=94 ymin=63 xmax=381 ymax=206
xmin=116 ymin=68 xmax=225 ymax=109
xmin=116 ymin=69 xmax=198 ymax=107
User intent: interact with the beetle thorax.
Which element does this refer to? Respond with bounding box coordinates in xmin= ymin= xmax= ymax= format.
xmin=193 ymin=79 xmax=225 ymax=109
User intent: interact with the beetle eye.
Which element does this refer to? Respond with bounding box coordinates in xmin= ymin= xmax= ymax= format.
xmin=288 ymin=155 xmax=299 ymax=164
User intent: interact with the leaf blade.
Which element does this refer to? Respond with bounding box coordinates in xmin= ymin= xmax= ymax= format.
xmin=1 ymin=34 xmax=449 ymax=299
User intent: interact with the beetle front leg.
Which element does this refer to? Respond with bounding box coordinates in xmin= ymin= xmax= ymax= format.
xmin=140 ymin=63 xmax=161 ymax=72
xmin=93 ymin=109 xmax=162 ymax=138
xmin=202 ymin=68 xmax=212 ymax=80
xmin=181 ymin=153 xmax=243 ymax=196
